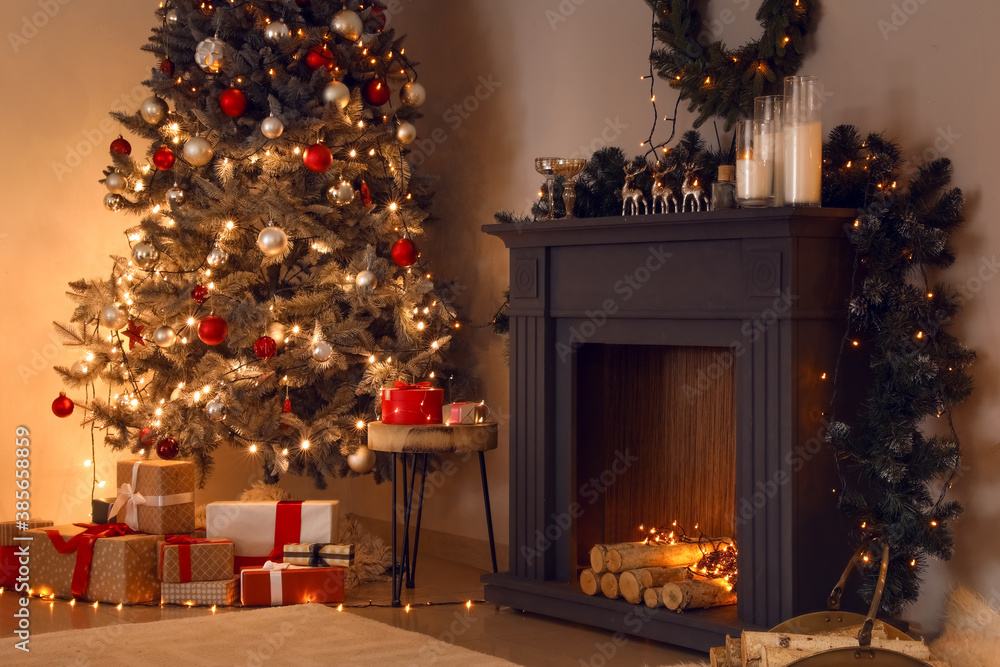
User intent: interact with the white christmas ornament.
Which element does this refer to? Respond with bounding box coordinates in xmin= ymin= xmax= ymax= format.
xmin=70 ymin=360 xmax=89 ymax=378
xmin=104 ymin=193 xmax=124 ymax=212
xmin=327 ymin=181 xmax=355 ymax=207
xmin=183 ymin=136 xmax=214 ymax=166
xmin=100 ymin=304 xmax=127 ymax=330
xmin=140 ymin=96 xmax=168 ymax=124
xmin=311 ymin=340 xmax=334 ymax=362
xmin=261 ymin=115 xmax=284 ymax=139
xmin=153 ymin=325 xmax=177 ymax=348
xmin=396 ymin=121 xmax=416 ymax=144
xmin=400 ymin=82 xmax=426 ymax=107
xmin=207 ymin=246 xmax=229 ymax=268
xmin=166 ymin=186 xmax=185 ymax=205
xmin=355 ymin=270 xmax=377 ymax=291
xmin=131 ymin=242 xmax=160 ymax=269
xmin=206 ymin=398 xmax=227 ymax=422
xmin=347 ymin=445 xmax=376 ymax=473
xmin=105 ymin=172 xmax=128 ymax=194
xmin=323 ymin=81 xmax=351 ymax=110
xmin=264 ymin=20 xmax=291 ymax=42
xmin=331 ymin=10 xmax=363 ymax=42
xmin=257 ymin=226 xmax=288 ymax=255
xmin=195 ymin=37 xmax=225 ymax=73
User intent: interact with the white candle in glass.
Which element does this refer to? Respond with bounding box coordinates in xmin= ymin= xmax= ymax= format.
xmin=736 ymin=154 xmax=772 ymax=201
xmin=784 ymin=121 xmax=822 ymax=205
xmin=772 ymin=128 xmax=785 ymax=205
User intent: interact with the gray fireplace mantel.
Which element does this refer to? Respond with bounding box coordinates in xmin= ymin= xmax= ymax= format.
xmin=481 ymin=208 xmax=862 ymax=651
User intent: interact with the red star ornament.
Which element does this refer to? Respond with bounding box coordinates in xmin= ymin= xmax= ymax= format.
xmin=124 ymin=319 xmax=146 ymax=350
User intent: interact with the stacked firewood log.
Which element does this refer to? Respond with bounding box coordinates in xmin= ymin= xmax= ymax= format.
xmin=580 ymin=541 xmax=736 ymax=611
xmin=709 ymin=621 xmax=947 ymax=666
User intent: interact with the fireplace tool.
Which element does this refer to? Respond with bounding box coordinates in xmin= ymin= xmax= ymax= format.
xmin=766 ymin=538 xmax=935 ymax=666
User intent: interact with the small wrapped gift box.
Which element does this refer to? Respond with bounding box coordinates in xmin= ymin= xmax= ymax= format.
xmin=442 ymin=401 xmax=490 ymax=425
xmin=240 ymin=562 xmax=344 ymax=606
xmin=161 ymin=577 xmax=238 ymax=606
xmin=283 ymin=543 xmax=354 ymax=568
xmin=1 ymin=519 xmax=54 ymax=546
xmin=206 ymin=500 xmax=339 ymax=570
xmin=90 ymin=498 xmax=118 ymax=525
xmin=381 ymin=381 xmax=443 ymax=425
xmin=25 ymin=523 xmax=160 ymax=604
xmin=111 ymin=460 xmax=195 ymax=535
xmin=158 ymin=536 xmax=234 ymax=583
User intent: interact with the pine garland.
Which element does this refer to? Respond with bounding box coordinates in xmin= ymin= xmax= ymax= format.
xmin=823 ymin=125 xmax=974 ymax=614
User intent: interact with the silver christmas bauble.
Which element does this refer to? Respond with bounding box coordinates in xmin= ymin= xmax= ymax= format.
xmin=183 ymin=136 xmax=214 ymax=166
xmin=311 ymin=340 xmax=334 ymax=362
xmin=327 ymin=181 xmax=355 ymax=207
xmin=131 ymin=242 xmax=160 ymax=269
xmin=117 ymin=394 xmax=130 ymax=409
xmin=356 ymin=270 xmax=378 ymax=291
xmin=140 ymin=96 xmax=168 ymax=124
xmin=400 ymin=82 xmax=426 ymax=107
xmin=153 ymin=325 xmax=177 ymax=348
xmin=206 ymin=246 xmax=229 ymax=268
xmin=331 ymin=10 xmax=363 ymax=42
xmin=99 ymin=304 xmax=127 ymax=330
xmin=347 ymin=444 xmax=376 ymax=473
xmin=257 ymin=226 xmax=288 ymax=255
xmin=166 ymin=186 xmax=185 ymax=205
xmin=206 ymin=398 xmax=227 ymax=422
xmin=70 ymin=360 xmax=89 ymax=378
xmin=105 ymin=172 xmax=128 ymax=194
xmin=166 ymin=9 xmax=179 ymax=24
xmin=261 ymin=115 xmax=284 ymax=139
xmin=195 ymin=37 xmax=225 ymax=73
xmin=396 ymin=121 xmax=416 ymax=145
xmin=104 ymin=193 xmax=124 ymax=212
xmin=323 ymin=81 xmax=351 ymax=110
xmin=264 ymin=20 xmax=291 ymax=42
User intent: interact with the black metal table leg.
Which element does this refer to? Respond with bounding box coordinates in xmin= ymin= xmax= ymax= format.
xmin=391 ymin=452 xmax=400 ymax=606
xmin=399 ymin=454 xmax=416 ymax=590
xmin=408 ymin=454 xmax=429 ymax=588
xmin=479 ymin=451 xmax=498 ymax=573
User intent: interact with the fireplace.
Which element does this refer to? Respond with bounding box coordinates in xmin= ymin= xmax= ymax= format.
xmin=483 ymin=208 xmax=860 ymax=651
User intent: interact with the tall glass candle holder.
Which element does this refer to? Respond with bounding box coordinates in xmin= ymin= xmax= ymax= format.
xmin=783 ymin=76 xmax=822 ymax=206
xmin=754 ymin=95 xmax=784 ymax=206
xmin=735 ymin=119 xmax=774 ymax=208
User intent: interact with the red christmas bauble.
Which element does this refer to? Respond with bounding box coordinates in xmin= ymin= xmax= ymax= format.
xmin=219 ymin=88 xmax=247 ymax=117
xmin=153 ymin=146 xmax=176 ymax=170
xmin=362 ymin=78 xmax=390 ymax=106
xmin=138 ymin=426 xmax=157 ymax=448
xmin=191 ymin=284 xmax=209 ymax=304
xmin=367 ymin=7 xmax=387 ymax=30
xmin=156 ymin=437 xmax=179 ymax=460
xmin=306 ymin=43 xmax=335 ymax=70
xmin=51 ymin=392 xmax=74 ymax=418
xmin=360 ymin=181 xmax=372 ymax=207
xmin=303 ymin=143 xmax=333 ymax=172
xmin=160 ymin=59 xmax=175 ymax=76
xmin=198 ymin=315 xmax=229 ymax=345
xmin=110 ymin=136 xmax=132 ymax=156
xmin=254 ymin=335 xmax=277 ymax=360
xmin=391 ymin=237 xmax=419 ymax=267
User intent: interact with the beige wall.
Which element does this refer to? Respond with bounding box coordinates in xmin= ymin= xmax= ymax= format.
xmin=1 ymin=0 xmax=998 ymax=632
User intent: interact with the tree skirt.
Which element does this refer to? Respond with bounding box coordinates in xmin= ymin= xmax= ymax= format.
xmin=4 ymin=604 xmax=519 ymax=666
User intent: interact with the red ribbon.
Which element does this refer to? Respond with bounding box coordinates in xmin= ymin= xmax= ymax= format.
xmin=393 ymin=381 xmax=431 ymax=390
xmin=160 ymin=535 xmax=229 ymax=582
xmin=268 ymin=501 xmax=303 ymax=562
xmin=45 ymin=523 xmax=135 ymax=599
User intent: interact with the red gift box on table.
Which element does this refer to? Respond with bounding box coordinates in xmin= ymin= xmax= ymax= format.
xmin=240 ymin=561 xmax=344 ymax=606
xmin=381 ymin=381 xmax=443 ymax=425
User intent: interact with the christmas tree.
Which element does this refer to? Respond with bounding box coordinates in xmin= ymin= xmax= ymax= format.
xmin=52 ymin=0 xmax=456 ymax=487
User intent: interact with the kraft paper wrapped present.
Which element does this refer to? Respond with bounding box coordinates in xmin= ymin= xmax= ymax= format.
xmin=158 ymin=536 xmax=234 ymax=583
xmin=1 ymin=519 xmax=53 ymax=546
xmin=161 ymin=577 xmax=238 ymax=606
xmin=381 ymin=381 xmax=443 ymax=424
xmin=240 ymin=561 xmax=344 ymax=606
xmin=206 ymin=500 xmax=339 ymax=569
xmin=441 ymin=401 xmax=490 ymax=425
xmin=25 ymin=523 xmax=160 ymax=604
xmin=111 ymin=460 xmax=195 ymax=535
xmin=283 ymin=543 xmax=354 ymax=568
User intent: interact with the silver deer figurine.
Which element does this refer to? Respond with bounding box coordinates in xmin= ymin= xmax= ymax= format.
xmin=622 ymin=163 xmax=648 ymax=216
xmin=680 ymin=162 xmax=708 ymax=212
xmin=650 ymin=161 xmax=676 ymax=214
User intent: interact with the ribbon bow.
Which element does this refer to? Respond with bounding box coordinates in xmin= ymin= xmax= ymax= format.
xmin=393 ymin=380 xmax=431 ymax=390
xmin=262 ymin=560 xmax=291 ymax=571
xmin=107 ymin=483 xmax=145 ymax=531
xmin=46 ymin=523 xmax=136 ymax=598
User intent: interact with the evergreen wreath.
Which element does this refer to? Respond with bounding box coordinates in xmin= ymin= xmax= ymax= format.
xmin=646 ymin=0 xmax=816 ymax=128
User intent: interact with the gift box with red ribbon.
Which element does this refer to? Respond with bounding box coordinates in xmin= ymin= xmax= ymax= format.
xmin=158 ymin=536 xmax=234 ymax=583
xmin=111 ymin=460 xmax=195 ymax=535
xmin=381 ymin=381 xmax=444 ymax=425
xmin=161 ymin=577 xmax=238 ymax=606
xmin=240 ymin=561 xmax=344 ymax=606
xmin=1 ymin=519 xmax=54 ymax=589
xmin=25 ymin=523 xmax=160 ymax=603
xmin=205 ymin=500 xmax=339 ymax=570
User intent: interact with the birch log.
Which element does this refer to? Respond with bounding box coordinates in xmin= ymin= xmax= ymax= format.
xmin=600 ymin=572 xmax=620 ymax=598
xmin=619 ymin=567 xmax=693 ymax=604
xmin=643 ymin=587 xmax=663 ymax=608
xmin=725 ymin=636 xmax=742 ymax=667
xmin=590 ymin=542 xmax=640 ymax=573
xmin=606 ymin=541 xmax=725 ymax=573
xmin=662 ymin=578 xmax=736 ymax=611
xmin=579 ymin=568 xmax=599 ymax=596
xmin=709 ymin=646 xmax=728 ymax=667
xmin=741 ymin=631 xmax=931 ymax=664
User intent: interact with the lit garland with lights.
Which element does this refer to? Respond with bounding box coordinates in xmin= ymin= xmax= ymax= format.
xmin=638 ymin=521 xmax=738 ymax=587
xmin=51 ymin=0 xmax=467 ymax=487
xmin=821 ymin=125 xmax=974 ymax=614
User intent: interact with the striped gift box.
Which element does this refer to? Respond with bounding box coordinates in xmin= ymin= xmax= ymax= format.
xmin=283 ymin=543 xmax=353 ymax=568
xmin=1 ymin=520 xmax=53 ymax=547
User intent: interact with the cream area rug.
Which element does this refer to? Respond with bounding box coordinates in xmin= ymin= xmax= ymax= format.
xmin=930 ymin=586 xmax=1000 ymax=666
xmin=4 ymin=604 xmax=519 ymax=666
